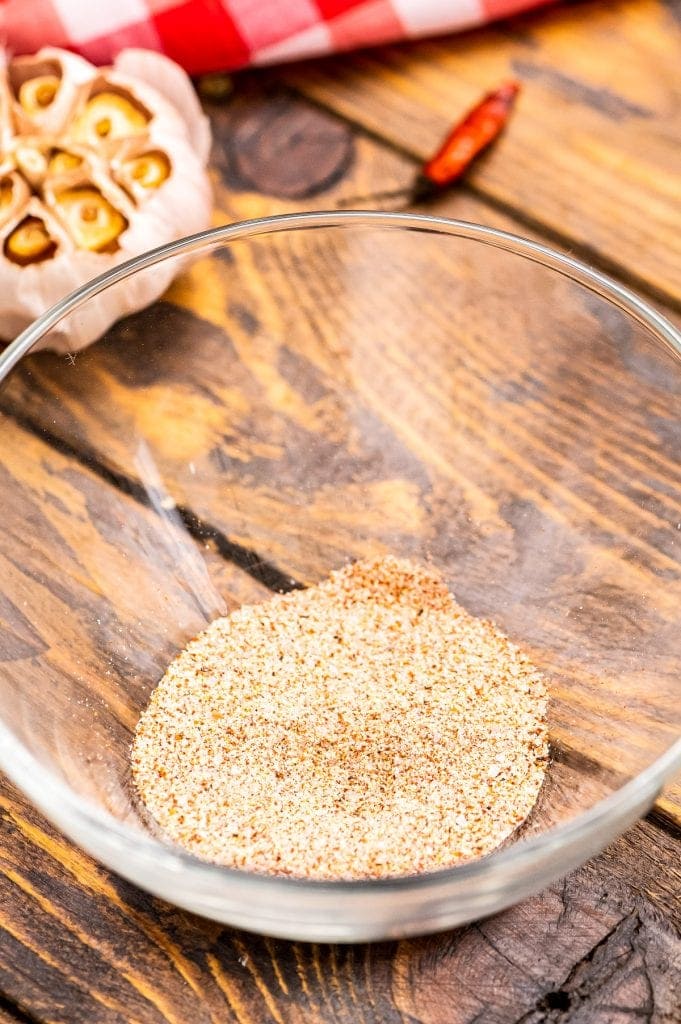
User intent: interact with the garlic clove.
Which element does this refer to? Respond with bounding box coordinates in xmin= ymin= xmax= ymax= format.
xmin=9 ymin=50 xmax=93 ymax=135
xmin=0 ymin=171 xmax=31 ymax=228
xmin=14 ymin=143 xmax=48 ymax=188
xmin=128 ymin=150 xmax=171 ymax=188
xmin=43 ymin=142 xmax=94 ymax=187
xmin=4 ymin=214 xmax=58 ymax=265
xmin=18 ymin=75 xmax=61 ymax=116
xmin=114 ymin=147 xmax=172 ymax=200
xmin=48 ymin=148 xmax=84 ymax=175
xmin=117 ymin=133 xmax=212 ymax=256
xmin=113 ymin=49 xmax=212 ymax=164
xmin=52 ymin=185 xmax=128 ymax=252
xmin=71 ymin=87 xmax=150 ymax=146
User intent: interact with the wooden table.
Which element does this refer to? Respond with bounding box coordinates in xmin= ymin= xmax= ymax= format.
xmin=1 ymin=0 xmax=680 ymax=1020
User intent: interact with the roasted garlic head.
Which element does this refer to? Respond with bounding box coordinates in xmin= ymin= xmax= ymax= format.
xmin=0 ymin=48 xmax=212 ymax=352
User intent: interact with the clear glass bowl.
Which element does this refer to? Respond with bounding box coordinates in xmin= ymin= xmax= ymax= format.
xmin=0 ymin=212 xmax=680 ymax=943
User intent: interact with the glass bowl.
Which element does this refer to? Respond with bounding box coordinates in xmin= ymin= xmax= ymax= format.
xmin=0 ymin=212 xmax=680 ymax=943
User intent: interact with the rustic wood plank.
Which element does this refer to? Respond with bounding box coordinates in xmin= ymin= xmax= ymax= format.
xmin=0 ymin=403 xmax=661 ymax=838
xmin=207 ymin=81 xmax=414 ymax=222
xmin=1 ymin=772 xmax=679 ymax=1024
xmin=2 ymin=87 xmax=679 ymax=819
xmin=2 ymin=357 xmax=679 ymax=1023
xmin=0 ymin=63 xmax=679 ymax=1024
xmin=8 ymin=278 xmax=681 ymax=821
xmin=0 ymin=1004 xmax=26 ymax=1024
xmin=2 ymin=292 xmax=675 ymax=1019
xmin=0 ymin=410 xmax=271 ymax=823
xmin=281 ymin=0 xmax=681 ymax=306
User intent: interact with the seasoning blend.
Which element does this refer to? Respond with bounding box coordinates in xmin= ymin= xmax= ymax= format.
xmin=132 ymin=556 xmax=549 ymax=880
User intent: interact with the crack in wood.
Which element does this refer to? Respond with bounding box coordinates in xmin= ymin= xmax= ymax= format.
xmin=458 ymin=182 xmax=681 ymax=319
xmin=510 ymin=60 xmax=652 ymax=121
xmin=0 ymin=991 xmax=42 ymax=1024
xmin=4 ymin=407 xmax=304 ymax=596
xmin=512 ymin=912 xmax=661 ymax=1023
xmin=646 ymin=808 xmax=681 ymax=842
xmin=278 ymin=84 xmax=681 ymax=317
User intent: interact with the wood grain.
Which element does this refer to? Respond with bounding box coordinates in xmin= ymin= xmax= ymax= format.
xmin=216 ymin=87 xmax=355 ymax=199
xmin=0 ymin=1005 xmax=24 ymax=1024
xmin=0 ymin=410 xmax=272 ymax=819
xmin=2 ymin=86 xmax=679 ymax=818
xmin=1 ymin=774 xmax=679 ymax=1024
xmin=1 ymin=54 xmax=680 ymax=1024
xmin=281 ymin=0 xmax=681 ymax=306
xmin=0 ymin=406 xmax=660 ymax=840
xmin=206 ymin=81 xmax=413 ymax=221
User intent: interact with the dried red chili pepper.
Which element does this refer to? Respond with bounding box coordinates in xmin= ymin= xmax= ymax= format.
xmin=339 ymin=80 xmax=520 ymax=207
xmin=414 ymin=80 xmax=520 ymax=197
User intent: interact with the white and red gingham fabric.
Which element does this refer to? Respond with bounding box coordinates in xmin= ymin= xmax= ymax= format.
xmin=1 ymin=0 xmax=552 ymax=75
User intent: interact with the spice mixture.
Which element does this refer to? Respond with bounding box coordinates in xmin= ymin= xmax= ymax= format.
xmin=131 ymin=556 xmax=549 ymax=880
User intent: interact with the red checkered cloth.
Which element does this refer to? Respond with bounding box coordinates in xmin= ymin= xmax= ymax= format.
xmin=1 ymin=0 xmax=552 ymax=75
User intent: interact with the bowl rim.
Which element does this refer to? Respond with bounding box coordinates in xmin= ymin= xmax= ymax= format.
xmin=1 ymin=209 xmax=680 ymax=899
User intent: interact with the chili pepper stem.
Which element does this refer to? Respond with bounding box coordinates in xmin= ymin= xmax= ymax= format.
xmin=336 ymin=176 xmax=438 ymax=209
xmin=336 ymin=186 xmax=412 ymax=208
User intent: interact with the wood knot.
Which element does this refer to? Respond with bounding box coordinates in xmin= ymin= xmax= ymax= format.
xmin=213 ymin=91 xmax=355 ymax=199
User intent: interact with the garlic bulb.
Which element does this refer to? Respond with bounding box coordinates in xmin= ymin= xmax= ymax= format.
xmin=0 ymin=48 xmax=212 ymax=352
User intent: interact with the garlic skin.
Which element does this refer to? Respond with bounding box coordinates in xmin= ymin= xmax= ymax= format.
xmin=0 ymin=48 xmax=212 ymax=353
xmin=114 ymin=49 xmax=212 ymax=164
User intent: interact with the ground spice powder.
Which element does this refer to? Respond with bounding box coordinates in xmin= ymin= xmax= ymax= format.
xmin=131 ymin=556 xmax=549 ymax=880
